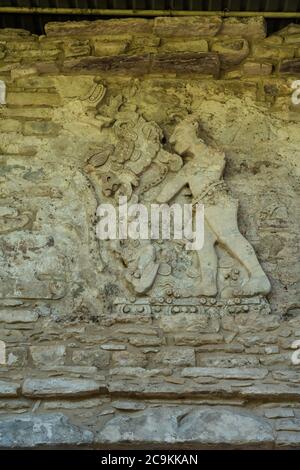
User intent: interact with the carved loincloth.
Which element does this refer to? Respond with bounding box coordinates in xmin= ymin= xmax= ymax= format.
xmin=192 ymin=180 xmax=235 ymax=206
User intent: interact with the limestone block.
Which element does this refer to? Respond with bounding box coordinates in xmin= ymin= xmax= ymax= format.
xmin=40 ymin=366 xmax=99 ymax=376
xmin=22 ymin=120 xmax=60 ymax=136
xmin=0 ymin=28 xmax=31 ymax=40
xmin=198 ymin=354 xmax=259 ymax=368
xmin=158 ymin=313 xmax=209 ymax=333
xmin=93 ymin=36 xmax=131 ymax=56
xmin=174 ymin=333 xmax=223 ymax=346
xmin=154 ymin=17 xmax=222 ymax=37
xmin=0 ymin=413 xmax=93 ymax=448
xmin=242 ymin=61 xmax=273 ymax=76
xmin=0 ymin=310 xmax=38 ymax=323
xmin=96 ymin=406 xmax=274 ymax=447
xmin=109 ymin=367 xmax=171 ymax=378
xmin=265 ymin=345 xmax=280 ymax=354
xmin=72 ymin=348 xmax=110 ymax=369
xmin=45 ymin=19 xmax=153 ymax=36
xmin=161 ymin=39 xmax=208 ymax=53
xmin=100 ymin=343 xmax=126 ymax=351
xmin=211 ymin=38 xmax=249 ymax=68
xmin=112 ymin=400 xmax=146 ymax=411
xmin=63 ymin=39 xmax=91 ymax=58
xmin=6 ymin=39 xmax=39 ymax=52
xmin=129 ymin=335 xmax=164 ymax=347
xmin=152 ymin=52 xmax=220 ymax=76
xmin=264 ymin=408 xmax=295 ymax=419
xmin=6 ymin=347 xmax=27 ymax=368
xmin=0 ymin=42 xmax=6 ymax=59
xmin=152 ymin=52 xmax=220 ymax=77
xmin=131 ymin=35 xmax=161 ymax=54
xmin=275 ymin=23 xmax=300 ymax=39
xmin=276 ymin=432 xmax=300 ymax=447
xmin=153 ymin=347 xmax=195 ymax=367
xmin=272 ymin=370 xmax=300 ymax=383
xmin=44 ymin=398 xmax=103 ymax=410
xmin=0 ymin=118 xmax=22 ymax=133
xmin=264 ymin=35 xmax=284 ymax=46
xmin=181 ymin=367 xmax=268 ymax=380
xmin=63 ymin=54 xmax=151 ymax=74
xmin=280 ymin=58 xmax=300 ymax=73
xmin=220 ymin=17 xmax=266 ymax=40
xmin=0 ymin=399 xmax=31 ymax=411
xmin=285 ymin=34 xmax=300 ymax=45
xmin=252 ymin=43 xmax=295 ymax=61
xmin=0 ymin=380 xmax=20 ymax=397
xmin=6 ymin=92 xmax=61 ymax=106
xmin=22 ymin=378 xmax=102 ymax=398
xmin=112 ymin=350 xmax=147 ymax=367
xmin=30 ymin=345 xmax=66 ymax=366
xmin=275 ymin=418 xmax=300 ymax=431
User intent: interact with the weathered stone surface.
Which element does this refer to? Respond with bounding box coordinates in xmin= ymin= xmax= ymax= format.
xmin=161 ymin=39 xmax=208 ymax=53
xmin=280 ymin=59 xmax=300 ymax=73
xmin=276 ymin=431 xmax=300 ymax=447
xmin=128 ymin=334 xmax=164 ymax=347
xmin=93 ymin=37 xmax=130 ymax=56
xmin=285 ymin=34 xmax=300 ymax=45
xmin=264 ymin=408 xmax=295 ymax=419
xmin=154 ymin=17 xmax=222 ymax=37
xmin=0 ymin=380 xmax=20 ymax=397
xmin=0 ymin=16 xmax=299 ymax=449
xmin=181 ymin=367 xmax=268 ymax=380
xmin=220 ymin=17 xmax=266 ymax=39
xmin=153 ymin=347 xmax=195 ymax=367
xmin=274 ymin=418 xmax=300 ymax=431
xmin=252 ymin=44 xmax=294 ymax=61
xmin=198 ymin=354 xmax=259 ymax=368
xmin=272 ymin=370 xmax=300 ymax=383
xmin=45 ymin=19 xmax=153 ymax=36
xmin=63 ymin=39 xmax=91 ymax=58
xmin=0 ymin=413 xmax=93 ymax=448
xmin=72 ymin=348 xmax=110 ymax=368
xmin=211 ymin=39 xmax=249 ymax=67
xmin=63 ymin=54 xmax=150 ymax=74
xmin=97 ymin=406 xmax=274 ymax=448
xmin=0 ymin=310 xmax=38 ymax=323
xmin=30 ymin=345 xmax=66 ymax=366
xmin=174 ymin=333 xmax=223 ymax=346
xmin=112 ymin=400 xmax=146 ymax=411
xmin=109 ymin=367 xmax=171 ymax=378
xmin=6 ymin=92 xmax=61 ymax=106
xmin=23 ymin=120 xmax=60 ymax=136
xmin=151 ymin=52 xmax=220 ymax=76
xmin=22 ymin=378 xmax=102 ymax=397
xmin=112 ymin=350 xmax=147 ymax=367
xmin=100 ymin=343 xmax=126 ymax=351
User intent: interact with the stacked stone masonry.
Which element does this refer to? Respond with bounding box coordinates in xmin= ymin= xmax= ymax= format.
xmin=0 ymin=16 xmax=299 ymax=448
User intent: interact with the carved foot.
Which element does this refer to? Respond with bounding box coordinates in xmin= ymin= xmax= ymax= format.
xmin=132 ymin=262 xmax=160 ymax=294
xmin=236 ymin=275 xmax=271 ymax=297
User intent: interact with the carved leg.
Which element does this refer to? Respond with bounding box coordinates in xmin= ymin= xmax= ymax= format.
xmin=196 ymin=223 xmax=218 ymax=296
xmin=205 ymin=203 xmax=271 ymax=296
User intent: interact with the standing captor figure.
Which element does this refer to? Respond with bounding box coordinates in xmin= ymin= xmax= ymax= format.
xmin=156 ymin=117 xmax=271 ymax=297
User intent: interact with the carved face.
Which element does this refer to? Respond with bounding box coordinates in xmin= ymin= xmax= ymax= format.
xmin=169 ymin=118 xmax=199 ymax=156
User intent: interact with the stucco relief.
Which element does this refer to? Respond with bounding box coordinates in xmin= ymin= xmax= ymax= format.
xmin=85 ymin=89 xmax=271 ymax=316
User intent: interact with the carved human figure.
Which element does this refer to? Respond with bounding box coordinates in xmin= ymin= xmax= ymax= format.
xmin=156 ymin=117 xmax=271 ymax=297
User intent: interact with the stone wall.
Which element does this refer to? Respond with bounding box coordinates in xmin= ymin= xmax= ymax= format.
xmin=0 ymin=16 xmax=299 ymax=449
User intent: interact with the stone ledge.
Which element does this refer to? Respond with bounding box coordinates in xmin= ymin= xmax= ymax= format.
xmin=1 ymin=407 xmax=300 ymax=449
xmin=96 ymin=406 xmax=274 ymax=449
xmin=0 ymin=413 xmax=93 ymax=448
xmin=62 ymin=52 xmax=220 ymax=76
xmin=22 ymin=378 xmax=104 ymax=398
